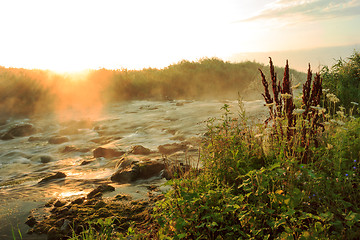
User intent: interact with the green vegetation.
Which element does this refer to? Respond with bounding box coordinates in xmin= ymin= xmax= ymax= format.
xmin=0 ymin=59 xmax=305 ymax=117
xmin=154 ymin=58 xmax=360 ymax=239
xmin=4 ymin=54 xmax=359 ymax=239
xmin=11 ymin=225 xmax=22 ymax=240
xmin=65 ymin=54 xmax=359 ymax=239
xmin=321 ymin=51 xmax=360 ymax=113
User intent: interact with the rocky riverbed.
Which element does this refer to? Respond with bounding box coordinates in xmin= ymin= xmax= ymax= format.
xmin=0 ymin=100 xmax=266 ymax=239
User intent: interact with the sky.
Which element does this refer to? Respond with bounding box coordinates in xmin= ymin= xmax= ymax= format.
xmin=0 ymin=0 xmax=359 ymax=72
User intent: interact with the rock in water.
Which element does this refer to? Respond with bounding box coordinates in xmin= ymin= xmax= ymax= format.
xmin=138 ymin=161 xmax=165 ymax=179
xmin=25 ymin=215 xmax=38 ymax=227
xmin=40 ymin=155 xmax=53 ymax=163
xmin=39 ymin=172 xmax=66 ymax=184
xmin=158 ymin=143 xmax=188 ymax=155
xmin=93 ymin=147 xmax=125 ymax=158
xmin=110 ymin=165 xmax=140 ymax=184
xmin=111 ymin=160 xmax=165 ymax=183
xmin=87 ymin=184 xmax=115 ymax=199
xmin=131 ymin=145 xmax=151 ymax=155
xmin=48 ymin=136 xmax=70 ymax=144
xmin=1 ymin=123 xmax=36 ymax=140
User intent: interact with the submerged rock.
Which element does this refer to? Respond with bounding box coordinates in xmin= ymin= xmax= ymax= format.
xmin=54 ymin=199 xmax=67 ymax=208
xmin=90 ymin=137 xmax=112 ymax=145
xmin=25 ymin=215 xmax=38 ymax=227
xmin=131 ymin=145 xmax=151 ymax=155
xmin=93 ymin=147 xmax=125 ymax=159
xmin=48 ymin=136 xmax=70 ymax=144
xmin=39 ymin=172 xmax=66 ymax=184
xmin=87 ymin=184 xmax=115 ymax=199
xmin=115 ymin=193 xmax=132 ymax=201
xmin=39 ymin=155 xmax=54 ymax=163
xmin=1 ymin=123 xmax=36 ymax=140
xmin=28 ymin=136 xmax=43 ymax=141
xmin=158 ymin=142 xmax=188 ymax=155
xmin=62 ymin=145 xmax=90 ymax=153
xmin=111 ymin=160 xmax=165 ymax=183
xmin=111 ymin=165 xmax=140 ymax=184
xmin=138 ymin=161 xmax=166 ymax=179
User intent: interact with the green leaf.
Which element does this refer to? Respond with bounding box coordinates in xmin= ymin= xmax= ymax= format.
xmin=175 ymin=218 xmax=187 ymax=230
xmin=315 ymin=222 xmax=324 ymax=232
xmin=177 ymin=233 xmax=187 ymax=239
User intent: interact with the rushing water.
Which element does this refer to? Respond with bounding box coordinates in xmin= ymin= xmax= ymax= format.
xmin=0 ymin=100 xmax=266 ymax=239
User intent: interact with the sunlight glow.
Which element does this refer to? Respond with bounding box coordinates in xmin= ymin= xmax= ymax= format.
xmin=0 ymin=0 xmax=358 ymax=71
xmin=57 ymin=190 xmax=87 ymax=198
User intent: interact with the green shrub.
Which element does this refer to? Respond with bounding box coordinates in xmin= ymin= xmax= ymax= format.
xmin=321 ymin=51 xmax=360 ymax=114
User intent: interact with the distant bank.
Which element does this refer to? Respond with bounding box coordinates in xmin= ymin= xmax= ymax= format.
xmin=228 ymin=43 xmax=360 ymax=72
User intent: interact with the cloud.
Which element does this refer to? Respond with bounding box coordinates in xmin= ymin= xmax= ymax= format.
xmin=238 ymin=0 xmax=360 ymax=22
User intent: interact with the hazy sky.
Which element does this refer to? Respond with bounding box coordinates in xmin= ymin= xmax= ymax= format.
xmin=0 ymin=0 xmax=359 ymax=72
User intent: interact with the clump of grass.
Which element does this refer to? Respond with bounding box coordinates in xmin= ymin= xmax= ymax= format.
xmin=11 ymin=225 xmax=22 ymax=240
xmin=154 ymin=58 xmax=360 ymax=239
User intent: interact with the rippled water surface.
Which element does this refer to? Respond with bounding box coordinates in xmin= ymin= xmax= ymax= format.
xmin=0 ymin=100 xmax=266 ymax=239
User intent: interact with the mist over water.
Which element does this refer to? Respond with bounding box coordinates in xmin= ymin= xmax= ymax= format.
xmin=0 ymin=99 xmax=267 ymax=238
xmin=0 ymin=58 xmax=303 ymax=238
xmin=0 ymin=59 xmax=306 ymax=118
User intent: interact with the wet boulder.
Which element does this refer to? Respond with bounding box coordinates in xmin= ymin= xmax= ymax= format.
xmin=87 ymin=184 xmax=115 ymax=199
xmin=93 ymin=147 xmax=125 ymax=159
xmin=90 ymin=137 xmax=112 ymax=145
xmin=111 ymin=160 xmax=165 ymax=184
xmin=158 ymin=142 xmax=188 ymax=155
xmin=54 ymin=199 xmax=67 ymax=208
xmin=62 ymin=145 xmax=90 ymax=153
xmin=110 ymin=164 xmax=140 ymax=184
xmin=80 ymin=160 xmax=93 ymax=166
xmin=138 ymin=161 xmax=165 ymax=179
xmin=28 ymin=136 xmax=43 ymax=142
xmin=39 ymin=172 xmax=66 ymax=184
xmin=48 ymin=136 xmax=70 ymax=144
xmin=30 ymin=154 xmax=54 ymax=163
xmin=25 ymin=214 xmax=38 ymax=227
xmin=131 ymin=145 xmax=151 ymax=155
xmin=40 ymin=155 xmax=54 ymax=163
xmin=115 ymin=156 xmax=139 ymax=169
xmin=1 ymin=123 xmax=36 ymax=140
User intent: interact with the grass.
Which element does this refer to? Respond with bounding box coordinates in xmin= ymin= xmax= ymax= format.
xmin=11 ymin=225 xmax=22 ymax=240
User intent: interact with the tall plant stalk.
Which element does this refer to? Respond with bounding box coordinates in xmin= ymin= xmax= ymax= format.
xmin=260 ymin=58 xmax=323 ymax=163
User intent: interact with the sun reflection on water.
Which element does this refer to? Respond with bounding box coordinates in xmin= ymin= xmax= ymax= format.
xmin=55 ymin=190 xmax=87 ymax=198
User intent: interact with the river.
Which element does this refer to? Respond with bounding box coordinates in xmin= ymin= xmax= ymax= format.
xmin=0 ymin=99 xmax=266 ymax=239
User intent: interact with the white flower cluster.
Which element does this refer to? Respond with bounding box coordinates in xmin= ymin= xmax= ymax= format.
xmin=326 ymin=93 xmax=340 ymax=103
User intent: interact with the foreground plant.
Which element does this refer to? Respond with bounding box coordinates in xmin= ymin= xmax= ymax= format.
xmin=259 ymin=58 xmax=324 ymax=163
xmin=154 ymin=58 xmax=360 ymax=239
